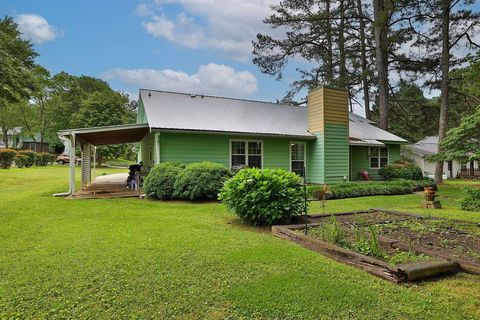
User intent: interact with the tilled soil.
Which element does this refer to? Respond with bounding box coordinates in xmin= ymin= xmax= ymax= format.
xmin=314 ymin=211 xmax=480 ymax=264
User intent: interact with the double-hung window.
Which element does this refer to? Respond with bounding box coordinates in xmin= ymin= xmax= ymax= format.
xmin=290 ymin=142 xmax=306 ymax=177
xmin=369 ymin=146 xmax=388 ymax=169
xmin=231 ymin=140 xmax=262 ymax=169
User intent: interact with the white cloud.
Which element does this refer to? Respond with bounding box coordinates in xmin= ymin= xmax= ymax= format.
xmin=136 ymin=0 xmax=280 ymax=62
xmin=100 ymin=63 xmax=258 ymax=97
xmin=15 ymin=14 xmax=61 ymax=44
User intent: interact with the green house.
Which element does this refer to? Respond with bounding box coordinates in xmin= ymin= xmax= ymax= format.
xmin=136 ymin=87 xmax=407 ymax=183
xmin=58 ymin=86 xmax=407 ymax=194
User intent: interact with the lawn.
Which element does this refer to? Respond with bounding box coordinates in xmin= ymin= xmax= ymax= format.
xmin=1 ymin=166 xmax=479 ymax=319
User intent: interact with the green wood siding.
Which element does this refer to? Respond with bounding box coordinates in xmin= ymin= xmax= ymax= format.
xmin=307 ymin=124 xmax=349 ymax=184
xmin=350 ymin=144 xmax=401 ymax=180
xmin=136 ymin=97 xmax=148 ymax=124
xmin=324 ymin=123 xmax=349 ymax=183
xmin=157 ymin=132 xmax=295 ymax=170
xmin=307 ymin=133 xmax=324 ymax=184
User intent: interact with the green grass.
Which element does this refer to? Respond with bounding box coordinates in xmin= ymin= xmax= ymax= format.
xmin=1 ymin=166 xmax=479 ymax=319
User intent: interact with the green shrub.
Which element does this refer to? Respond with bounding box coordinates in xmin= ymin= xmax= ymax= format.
xmin=17 ymin=150 xmax=36 ymax=167
xmin=460 ymin=188 xmax=480 ymax=212
xmin=219 ymin=168 xmax=306 ymax=225
xmin=144 ymin=162 xmax=185 ymax=200
xmin=15 ymin=154 xmax=28 ymax=168
xmin=34 ymin=153 xmax=54 ymax=166
xmin=378 ymin=161 xmax=423 ymax=180
xmin=307 ymin=179 xmax=436 ymax=200
xmin=0 ymin=149 xmax=16 ymax=169
xmin=173 ymin=162 xmax=231 ymax=201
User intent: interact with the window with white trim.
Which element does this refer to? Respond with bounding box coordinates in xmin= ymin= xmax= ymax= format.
xmin=369 ymin=146 xmax=388 ymax=169
xmin=231 ymin=140 xmax=262 ymax=169
xmin=290 ymin=142 xmax=306 ymax=177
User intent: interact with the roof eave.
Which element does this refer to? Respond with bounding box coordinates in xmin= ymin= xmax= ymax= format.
xmin=151 ymin=127 xmax=316 ymax=140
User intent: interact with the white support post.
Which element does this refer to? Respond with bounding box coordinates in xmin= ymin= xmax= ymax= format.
xmin=69 ymin=134 xmax=76 ymax=195
xmin=93 ymin=146 xmax=96 ymax=182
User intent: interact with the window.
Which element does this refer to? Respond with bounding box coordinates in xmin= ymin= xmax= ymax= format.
xmin=291 ymin=142 xmax=306 ymax=177
xmin=369 ymin=146 xmax=388 ymax=169
xmin=230 ymin=140 xmax=262 ymax=169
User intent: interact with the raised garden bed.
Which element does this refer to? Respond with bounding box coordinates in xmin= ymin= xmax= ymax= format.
xmin=273 ymin=209 xmax=480 ymax=283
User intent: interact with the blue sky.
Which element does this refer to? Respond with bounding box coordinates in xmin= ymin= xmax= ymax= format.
xmin=0 ymin=0 xmax=298 ymax=103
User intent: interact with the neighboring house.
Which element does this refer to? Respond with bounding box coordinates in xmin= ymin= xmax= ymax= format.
xmin=0 ymin=127 xmax=49 ymax=152
xmin=59 ymin=87 xmax=408 ymax=192
xmin=0 ymin=127 xmax=22 ymax=149
xmin=406 ymin=136 xmax=479 ymax=179
xmin=19 ymin=132 xmax=50 ymax=153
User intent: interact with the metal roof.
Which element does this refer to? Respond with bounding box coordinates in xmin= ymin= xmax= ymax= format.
xmin=140 ymin=89 xmax=312 ymax=138
xmin=139 ymin=89 xmax=407 ymax=143
xmin=406 ymin=136 xmax=439 ymax=156
xmin=348 ymin=113 xmax=407 ymax=143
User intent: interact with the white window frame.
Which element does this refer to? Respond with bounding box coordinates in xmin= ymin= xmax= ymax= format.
xmin=369 ymin=146 xmax=389 ymax=169
xmin=290 ymin=141 xmax=307 ymax=177
xmin=229 ymin=139 xmax=263 ymax=169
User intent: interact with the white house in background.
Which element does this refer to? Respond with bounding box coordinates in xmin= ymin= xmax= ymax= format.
xmin=405 ymin=136 xmax=479 ymax=179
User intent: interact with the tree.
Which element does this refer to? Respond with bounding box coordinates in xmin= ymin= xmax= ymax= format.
xmin=0 ymin=16 xmax=38 ymax=147
xmin=388 ymin=80 xmax=439 ymax=142
xmin=407 ymin=0 xmax=479 ymax=182
xmin=434 ymin=104 xmax=480 ymax=162
xmin=46 ymin=77 xmax=136 ymax=164
xmin=252 ymin=0 xmax=376 ymax=109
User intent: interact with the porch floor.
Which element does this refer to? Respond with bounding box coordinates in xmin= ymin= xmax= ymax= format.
xmin=69 ymin=173 xmax=142 ymax=199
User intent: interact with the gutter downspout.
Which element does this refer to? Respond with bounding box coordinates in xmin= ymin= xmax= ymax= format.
xmin=52 ymin=132 xmax=75 ymax=197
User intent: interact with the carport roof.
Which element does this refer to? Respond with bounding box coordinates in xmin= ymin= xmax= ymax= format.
xmin=58 ymin=124 xmax=149 ymax=146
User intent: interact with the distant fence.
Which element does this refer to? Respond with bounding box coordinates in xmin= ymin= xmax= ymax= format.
xmin=458 ymin=169 xmax=480 ymax=179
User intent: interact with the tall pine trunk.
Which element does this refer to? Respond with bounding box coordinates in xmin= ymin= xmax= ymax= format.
xmin=434 ymin=0 xmax=451 ymax=183
xmin=325 ymin=0 xmax=334 ymax=84
xmin=357 ymin=0 xmax=371 ymax=119
xmin=1 ymin=125 xmax=8 ymax=148
xmin=373 ymin=0 xmax=389 ymax=130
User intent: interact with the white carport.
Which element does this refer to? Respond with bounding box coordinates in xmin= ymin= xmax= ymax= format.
xmin=57 ymin=123 xmax=149 ymax=196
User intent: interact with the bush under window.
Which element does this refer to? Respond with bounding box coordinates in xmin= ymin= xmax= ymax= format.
xmin=219 ymin=168 xmax=306 ymax=225
xmin=173 ymin=162 xmax=231 ymax=201
xmin=460 ymin=188 xmax=480 ymax=212
xmin=378 ymin=161 xmax=423 ymax=180
xmin=0 ymin=149 xmax=17 ymax=169
xmin=143 ymin=162 xmax=185 ymax=200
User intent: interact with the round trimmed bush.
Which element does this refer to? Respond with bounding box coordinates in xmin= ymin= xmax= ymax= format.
xmin=173 ymin=161 xmax=231 ymax=201
xmin=378 ymin=161 xmax=423 ymax=180
xmin=17 ymin=150 xmax=36 ymax=167
xmin=143 ymin=161 xmax=185 ymax=199
xmin=219 ymin=168 xmax=306 ymax=225
xmin=0 ymin=149 xmax=16 ymax=169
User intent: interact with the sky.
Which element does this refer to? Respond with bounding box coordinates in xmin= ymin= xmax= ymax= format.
xmin=0 ymin=0 xmax=304 ymax=106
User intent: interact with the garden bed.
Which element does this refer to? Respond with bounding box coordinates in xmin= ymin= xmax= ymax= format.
xmin=273 ymin=209 xmax=480 ymax=283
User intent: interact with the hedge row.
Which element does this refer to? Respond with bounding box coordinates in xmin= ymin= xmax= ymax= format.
xmin=143 ymin=161 xmax=231 ymax=201
xmin=0 ymin=149 xmax=55 ymax=169
xmin=307 ymin=179 xmax=437 ymax=200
